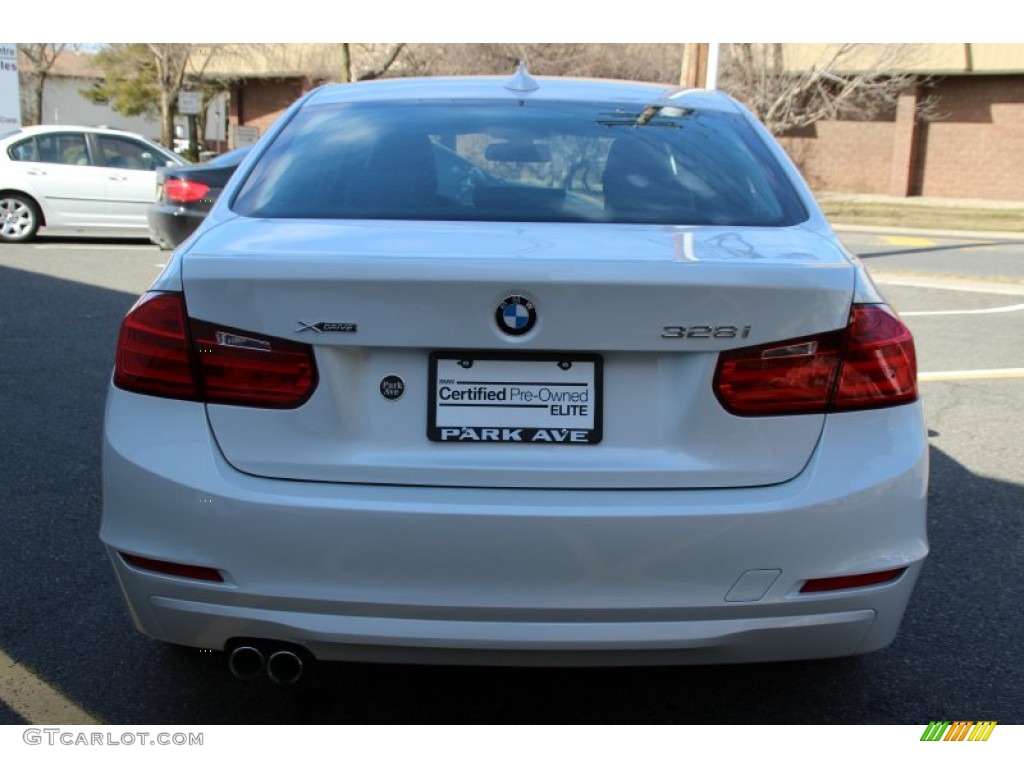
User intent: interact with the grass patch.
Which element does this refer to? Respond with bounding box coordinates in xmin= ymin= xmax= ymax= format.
xmin=821 ymin=201 xmax=1024 ymax=233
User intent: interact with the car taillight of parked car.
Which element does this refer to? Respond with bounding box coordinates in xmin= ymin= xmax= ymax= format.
xmin=114 ymin=292 xmax=318 ymax=409
xmin=163 ymin=179 xmax=212 ymax=204
xmin=713 ymin=304 xmax=917 ymax=416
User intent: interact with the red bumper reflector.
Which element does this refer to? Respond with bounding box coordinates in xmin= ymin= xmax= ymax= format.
xmin=122 ymin=553 xmax=224 ymax=583
xmin=800 ymin=568 xmax=906 ymax=594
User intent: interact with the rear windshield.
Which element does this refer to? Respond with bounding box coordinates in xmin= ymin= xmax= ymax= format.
xmin=232 ymin=100 xmax=807 ymax=227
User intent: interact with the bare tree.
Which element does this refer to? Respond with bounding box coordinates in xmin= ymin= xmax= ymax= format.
xmin=350 ymin=43 xmax=405 ymax=82
xmin=17 ymin=43 xmax=68 ymax=125
xmin=87 ymin=44 xmax=221 ymax=151
xmin=401 ymin=43 xmax=682 ymax=83
xmin=403 ymin=44 xmax=590 ymax=78
xmin=148 ymin=44 xmax=222 ymax=151
xmin=718 ymin=44 xmax=938 ymax=135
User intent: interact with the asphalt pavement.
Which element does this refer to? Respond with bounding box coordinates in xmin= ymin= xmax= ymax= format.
xmin=0 ymin=231 xmax=1021 ymax=725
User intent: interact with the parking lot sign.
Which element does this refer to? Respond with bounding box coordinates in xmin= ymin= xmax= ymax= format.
xmin=0 ymin=44 xmax=21 ymax=128
xmin=178 ymin=91 xmax=201 ymax=116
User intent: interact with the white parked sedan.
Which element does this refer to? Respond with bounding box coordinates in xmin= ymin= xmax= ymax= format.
xmin=0 ymin=125 xmax=185 ymax=242
xmin=101 ymin=68 xmax=927 ymax=681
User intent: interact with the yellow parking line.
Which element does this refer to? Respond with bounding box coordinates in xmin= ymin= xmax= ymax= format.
xmin=920 ymin=368 xmax=1024 ymax=382
xmin=0 ymin=648 xmax=101 ymax=725
xmin=880 ymin=235 xmax=937 ymax=247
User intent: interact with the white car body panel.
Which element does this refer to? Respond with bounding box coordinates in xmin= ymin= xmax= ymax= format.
xmin=101 ymin=388 xmax=927 ymax=665
xmin=12 ymin=161 xmax=109 ymax=225
xmin=105 ymin=166 xmax=163 ymax=228
xmin=186 ymin=220 xmax=855 ymax=489
xmin=101 ymin=77 xmax=928 ymax=666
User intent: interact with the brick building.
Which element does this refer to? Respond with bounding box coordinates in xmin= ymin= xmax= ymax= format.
xmin=776 ymin=44 xmax=1024 ymax=201
xmin=207 ymin=43 xmax=1024 ymax=201
xmin=203 ymin=45 xmax=340 ymax=145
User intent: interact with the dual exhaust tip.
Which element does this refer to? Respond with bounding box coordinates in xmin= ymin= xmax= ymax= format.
xmin=228 ymin=644 xmax=306 ymax=684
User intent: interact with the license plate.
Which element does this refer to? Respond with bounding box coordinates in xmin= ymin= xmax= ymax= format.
xmin=428 ymin=352 xmax=602 ymax=444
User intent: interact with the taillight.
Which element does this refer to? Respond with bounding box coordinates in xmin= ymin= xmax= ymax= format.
xmin=189 ymin=320 xmax=318 ymax=408
xmin=114 ymin=293 xmax=199 ymax=399
xmin=114 ymin=292 xmax=317 ymax=409
xmin=832 ymin=305 xmax=918 ymax=411
xmin=163 ymin=178 xmax=211 ymax=204
xmin=714 ymin=304 xmax=917 ymax=416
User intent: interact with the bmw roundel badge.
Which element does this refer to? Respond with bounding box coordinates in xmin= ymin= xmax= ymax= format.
xmin=496 ymin=295 xmax=537 ymax=336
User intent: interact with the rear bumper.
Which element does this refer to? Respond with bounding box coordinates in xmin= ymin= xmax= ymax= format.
xmin=139 ymin=596 xmax=891 ymax=666
xmin=147 ymin=206 xmax=204 ymax=249
xmin=101 ymin=388 xmax=928 ymax=665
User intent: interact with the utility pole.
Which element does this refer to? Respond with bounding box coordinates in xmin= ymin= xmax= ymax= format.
xmin=680 ymin=43 xmax=720 ymax=89
xmin=680 ymin=43 xmax=709 ymax=88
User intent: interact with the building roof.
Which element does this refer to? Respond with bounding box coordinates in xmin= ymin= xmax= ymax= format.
xmin=21 ymin=49 xmax=104 ymax=79
xmin=202 ymin=44 xmax=354 ymax=79
xmin=781 ymin=44 xmax=1024 ymax=74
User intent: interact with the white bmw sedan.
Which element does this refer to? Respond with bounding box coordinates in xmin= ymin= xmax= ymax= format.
xmin=0 ymin=125 xmax=185 ymax=242
xmin=101 ymin=71 xmax=927 ymax=680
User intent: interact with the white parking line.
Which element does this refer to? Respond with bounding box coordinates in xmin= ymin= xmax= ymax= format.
xmin=920 ymin=368 xmax=1024 ymax=382
xmin=902 ymin=303 xmax=1024 ymax=317
xmin=872 ymin=274 xmax=1024 ymax=297
xmin=31 ymin=244 xmax=153 ymax=252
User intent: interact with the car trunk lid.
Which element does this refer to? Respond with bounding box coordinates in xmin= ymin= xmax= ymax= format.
xmin=181 ymin=218 xmax=854 ymax=489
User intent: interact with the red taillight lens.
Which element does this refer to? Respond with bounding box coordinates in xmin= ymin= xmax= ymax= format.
xmin=114 ymin=292 xmax=199 ymax=399
xmin=190 ymin=321 xmax=317 ymax=408
xmin=163 ymin=178 xmax=211 ymax=204
xmin=714 ymin=304 xmax=917 ymax=416
xmin=113 ymin=292 xmax=317 ymax=409
xmin=714 ymin=330 xmax=844 ymax=416
xmin=832 ymin=305 xmax=918 ymax=411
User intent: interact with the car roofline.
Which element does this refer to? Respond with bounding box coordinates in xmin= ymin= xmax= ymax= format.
xmin=8 ymin=124 xmax=156 ymax=139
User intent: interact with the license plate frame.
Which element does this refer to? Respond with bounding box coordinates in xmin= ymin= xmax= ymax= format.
xmin=428 ymin=352 xmax=603 ymax=445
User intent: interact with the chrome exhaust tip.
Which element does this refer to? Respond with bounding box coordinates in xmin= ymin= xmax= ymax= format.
xmin=227 ymin=645 xmax=265 ymax=680
xmin=266 ymin=650 xmax=304 ymax=685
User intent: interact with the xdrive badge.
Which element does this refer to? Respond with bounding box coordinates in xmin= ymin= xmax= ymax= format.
xmin=295 ymin=321 xmax=358 ymax=333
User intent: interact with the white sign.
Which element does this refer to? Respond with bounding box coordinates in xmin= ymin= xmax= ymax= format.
xmin=233 ymin=125 xmax=259 ymax=147
xmin=0 ymin=43 xmax=21 ymax=129
xmin=177 ymin=91 xmax=201 ymax=115
xmin=429 ymin=355 xmax=601 ymax=444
